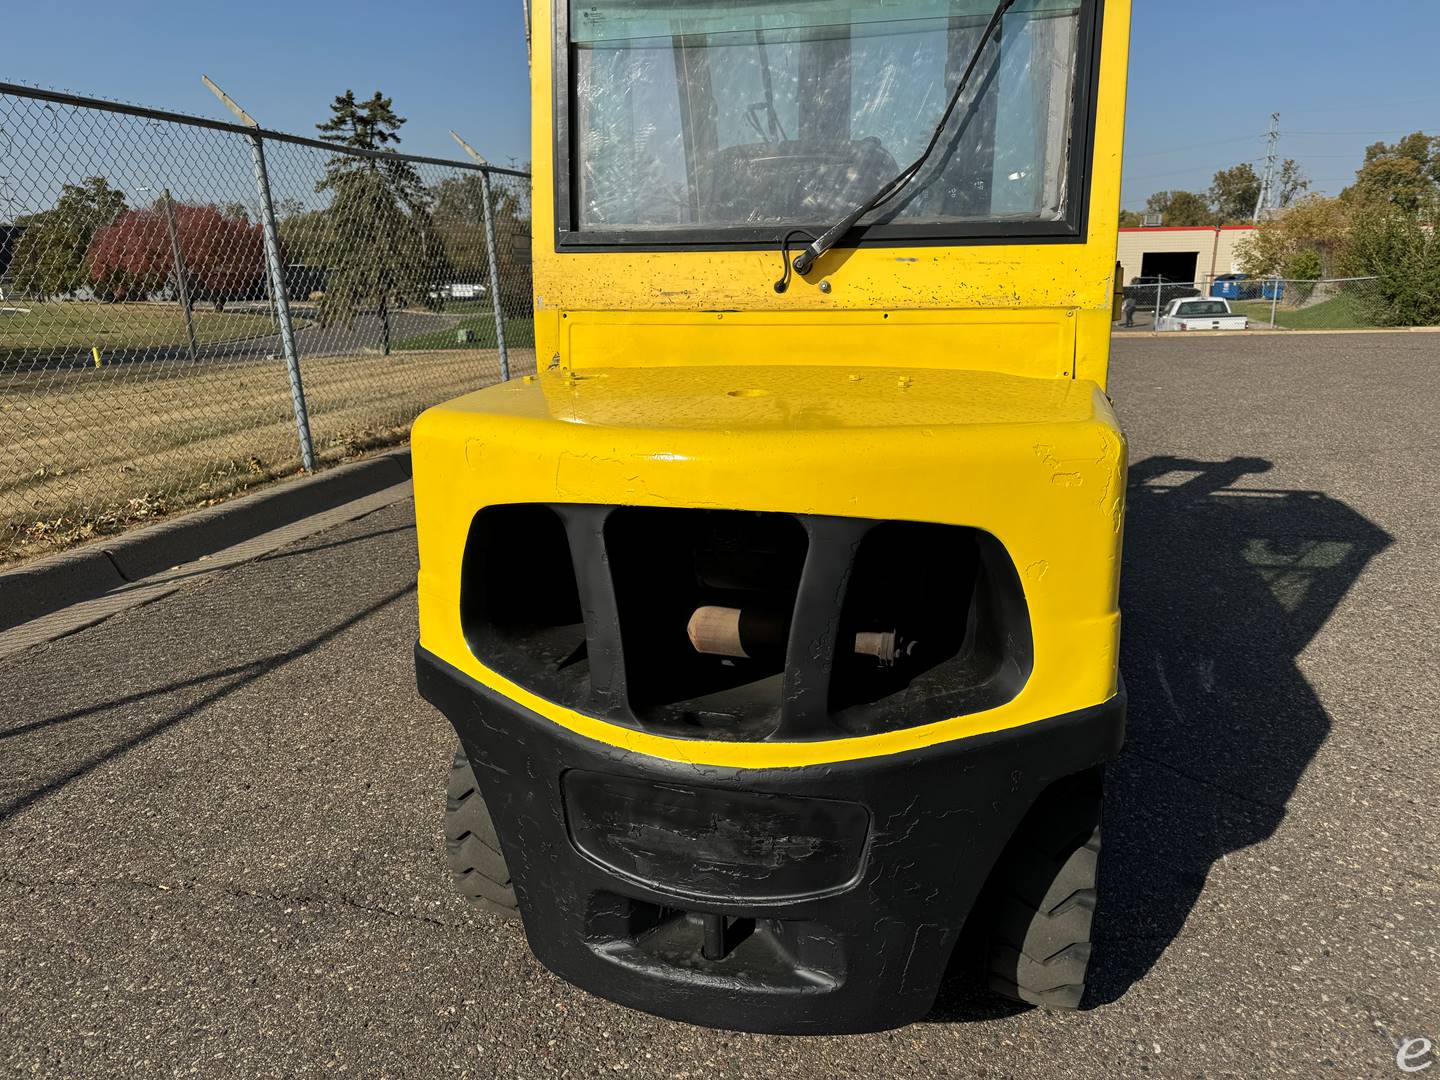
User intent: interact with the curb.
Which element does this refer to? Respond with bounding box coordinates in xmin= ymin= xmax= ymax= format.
xmin=0 ymin=448 xmax=412 ymax=634
xmin=1115 ymin=325 xmax=1440 ymax=339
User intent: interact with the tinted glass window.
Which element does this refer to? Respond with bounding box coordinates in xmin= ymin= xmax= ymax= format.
xmin=1176 ymin=301 xmax=1229 ymax=317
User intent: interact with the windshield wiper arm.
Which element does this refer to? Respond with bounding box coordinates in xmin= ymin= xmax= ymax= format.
xmin=789 ymin=0 xmax=1016 ymax=277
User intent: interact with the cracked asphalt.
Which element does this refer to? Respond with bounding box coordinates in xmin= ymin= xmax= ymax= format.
xmin=2 ymin=333 xmax=1437 ymax=1078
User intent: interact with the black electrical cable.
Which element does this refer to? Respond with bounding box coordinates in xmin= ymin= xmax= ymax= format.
xmin=773 ymin=228 xmax=818 ymax=293
xmin=786 ymin=0 xmax=1016 ymax=278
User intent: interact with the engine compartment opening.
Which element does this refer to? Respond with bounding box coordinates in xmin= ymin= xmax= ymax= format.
xmin=829 ymin=522 xmax=1033 ymax=735
xmin=458 ymin=504 xmax=1031 ymax=741
xmin=605 ymin=507 xmax=808 ymax=740
xmin=460 ymin=504 xmax=590 ymax=708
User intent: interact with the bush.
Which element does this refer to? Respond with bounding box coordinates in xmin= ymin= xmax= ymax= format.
xmin=1344 ymin=206 xmax=1440 ymax=326
xmin=1237 ymin=195 xmax=1352 ymax=279
xmin=1284 ymin=249 xmax=1324 ymax=303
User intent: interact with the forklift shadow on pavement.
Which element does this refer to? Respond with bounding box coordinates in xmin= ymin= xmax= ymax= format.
xmin=930 ymin=455 xmax=1390 ymax=1020
xmin=1093 ymin=456 xmax=1390 ymax=1005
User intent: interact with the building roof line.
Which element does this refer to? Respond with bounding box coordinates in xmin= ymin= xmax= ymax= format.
xmin=1118 ymin=225 xmax=1256 ymax=234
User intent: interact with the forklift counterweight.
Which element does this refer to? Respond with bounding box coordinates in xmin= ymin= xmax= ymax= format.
xmin=413 ymin=0 xmax=1133 ymax=1035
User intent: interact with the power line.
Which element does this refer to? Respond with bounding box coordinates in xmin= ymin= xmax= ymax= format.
xmin=1123 ymin=160 xmax=1263 ymax=186
xmin=1287 ymin=95 xmax=1440 ymax=116
xmin=1286 ymin=129 xmax=1429 ymax=137
xmin=1123 ymin=114 xmax=1426 ymax=207
xmin=1124 ymin=134 xmax=1269 ymax=160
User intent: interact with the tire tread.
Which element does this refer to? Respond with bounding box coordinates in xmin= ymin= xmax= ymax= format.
xmin=983 ymin=769 xmax=1103 ymax=1011
xmin=444 ymin=747 xmax=519 ymax=921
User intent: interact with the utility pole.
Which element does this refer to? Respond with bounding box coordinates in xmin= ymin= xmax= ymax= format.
xmin=1253 ymin=112 xmax=1280 ymax=223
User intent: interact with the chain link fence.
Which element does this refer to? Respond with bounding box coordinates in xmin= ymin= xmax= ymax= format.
xmin=1115 ymin=276 xmax=1403 ymax=332
xmin=0 ymin=82 xmax=532 ymax=565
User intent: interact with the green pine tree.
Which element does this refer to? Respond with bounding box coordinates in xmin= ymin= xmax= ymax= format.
xmin=315 ymin=91 xmax=445 ymax=353
xmin=431 ymin=172 xmax=532 ymax=314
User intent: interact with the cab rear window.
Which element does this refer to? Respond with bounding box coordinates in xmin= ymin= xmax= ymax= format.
xmin=1176 ymin=301 xmax=1228 ymax=317
xmin=570 ymin=0 xmax=1085 ymax=231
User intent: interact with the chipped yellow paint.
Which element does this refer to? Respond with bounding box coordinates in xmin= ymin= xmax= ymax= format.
xmin=411 ymin=0 xmax=1133 ymax=768
xmin=414 ymin=366 xmax=1127 ymax=768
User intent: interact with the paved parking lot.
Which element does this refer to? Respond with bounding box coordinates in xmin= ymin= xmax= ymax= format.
xmin=2 ymin=333 xmax=1437 ymax=1078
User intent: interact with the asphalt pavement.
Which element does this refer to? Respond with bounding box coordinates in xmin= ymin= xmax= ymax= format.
xmin=2 ymin=333 xmax=1437 ymax=1078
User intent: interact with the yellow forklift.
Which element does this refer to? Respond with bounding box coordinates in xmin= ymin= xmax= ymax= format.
xmin=414 ymin=0 xmax=1130 ymax=1034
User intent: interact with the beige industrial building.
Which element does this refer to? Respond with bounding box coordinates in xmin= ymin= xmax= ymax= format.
xmin=1115 ymin=225 xmax=1256 ymax=288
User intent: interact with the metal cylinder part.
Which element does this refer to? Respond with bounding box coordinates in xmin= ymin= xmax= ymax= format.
xmin=688 ymin=607 xmax=916 ymax=667
xmin=854 ymin=630 xmax=917 ymax=666
xmin=686 ymin=605 xmax=789 ymax=660
xmin=687 ymin=606 xmax=748 ymax=658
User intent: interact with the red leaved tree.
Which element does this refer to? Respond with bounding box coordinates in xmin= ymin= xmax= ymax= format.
xmin=86 ymin=202 xmax=267 ymax=308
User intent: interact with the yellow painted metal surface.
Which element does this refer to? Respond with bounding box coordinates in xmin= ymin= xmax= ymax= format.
xmin=413 ymin=365 xmax=1125 ymax=768
xmin=411 ymin=0 xmax=1133 ymax=768
xmin=528 ymin=0 xmax=1132 ymax=390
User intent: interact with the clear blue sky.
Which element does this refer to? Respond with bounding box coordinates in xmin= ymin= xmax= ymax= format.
xmin=3 ymin=0 xmax=533 ymax=167
xmin=5 ymin=1 xmax=1438 ymax=205
xmin=1123 ymin=0 xmax=1440 ymax=208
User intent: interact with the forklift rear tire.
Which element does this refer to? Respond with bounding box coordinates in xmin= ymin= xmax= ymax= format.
xmin=983 ymin=767 xmax=1103 ymax=1011
xmin=445 ymin=745 xmax=520 ymax=920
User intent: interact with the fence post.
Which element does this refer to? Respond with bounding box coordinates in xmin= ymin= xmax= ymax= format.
xmin=478 ymin=172 xmax=510 ymax=382
xmin=449 ymin=131 xmax=510 ymax=382
xmin=205 ymin=77 xmax=316 ymax=473
xmin=1270 ymin=279 xmax=1280 ymax=329
xmin=1154 ymin=275 xmax=1164 ymax=326
xmin=249 ymin=132 xmax=316 ymax=473
xmin=161 ymin=188 xmax=199 ymax=362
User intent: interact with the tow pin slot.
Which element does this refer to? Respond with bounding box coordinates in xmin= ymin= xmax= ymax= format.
xmin=687 ymin=606 xmax=917 ymax=667
xmin=699 ymin=912 xmax=755 ymax=961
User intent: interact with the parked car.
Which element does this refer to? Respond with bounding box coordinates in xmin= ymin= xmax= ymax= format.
xmin=1124 ymin=276 xmax=1200 ymax=309
xmin=1156 ymin=296 xmax=1248 ymax=332
xmin=428 ymin=282 xmax=488 ymax=301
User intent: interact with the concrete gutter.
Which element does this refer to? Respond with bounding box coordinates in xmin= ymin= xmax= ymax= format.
xmin=0 ymin=448 xmax=413 ymax=636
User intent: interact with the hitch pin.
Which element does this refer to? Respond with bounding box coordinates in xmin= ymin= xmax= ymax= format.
xmin=701 ymin=913 xmax=727 ymax=961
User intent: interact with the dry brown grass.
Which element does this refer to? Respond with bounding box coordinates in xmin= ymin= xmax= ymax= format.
xmin=1 ymin=346 xmax=536 ymax=564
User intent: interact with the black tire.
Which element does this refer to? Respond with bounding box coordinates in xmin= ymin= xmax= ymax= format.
xmin=983 ymin=768 xmax=1103 ymax=1010
xmin=445 ymin=745 xmax=520 ymax=920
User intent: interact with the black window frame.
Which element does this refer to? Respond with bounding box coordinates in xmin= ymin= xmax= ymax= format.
xmin=551 ymin=0 xmax=1106 ymax=253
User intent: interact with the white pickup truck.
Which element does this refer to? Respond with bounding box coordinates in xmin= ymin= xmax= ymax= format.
xmin=428 ymin=282 xmax=488 ymax=301
xmin=1155 ymin=297 xmax=1248 ymax=332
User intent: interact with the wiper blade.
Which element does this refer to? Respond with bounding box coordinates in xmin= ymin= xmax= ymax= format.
xmin=788 ymin=0 xmax=1016 ymax=278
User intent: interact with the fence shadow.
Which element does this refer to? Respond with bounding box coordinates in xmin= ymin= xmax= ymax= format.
xmin=1088 ymin=455 xmax=1391 ymax=1003
xmin=0 ymin=583 xmax=415 ymax=822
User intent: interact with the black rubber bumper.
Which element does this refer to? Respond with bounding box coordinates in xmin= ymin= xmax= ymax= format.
xmin=417 ymin=646 xmax=1125 ymax=1035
